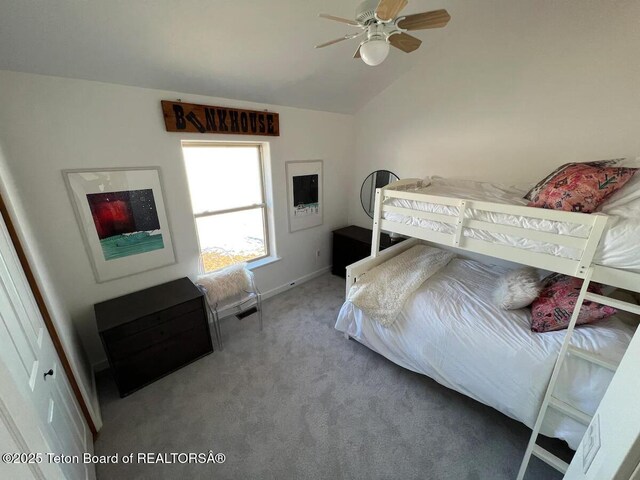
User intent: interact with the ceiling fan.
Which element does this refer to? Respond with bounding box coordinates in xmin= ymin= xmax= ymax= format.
xmin=315 ymin=0 xmax=450 ymax=66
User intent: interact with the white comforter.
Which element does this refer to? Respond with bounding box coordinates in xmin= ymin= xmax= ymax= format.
xmin=335 ymin=258 xmax=634 ymax=449
xmin=383 ymin=176 xmax=640 ymax=272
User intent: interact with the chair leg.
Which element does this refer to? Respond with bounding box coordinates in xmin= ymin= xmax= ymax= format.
xmin=203 ymin=302 xmax=219 ymax=351
xmin=213 ymin=309 xmax=223 ymax=351
xmin=256 ymin=293 xmax=263 ymax=331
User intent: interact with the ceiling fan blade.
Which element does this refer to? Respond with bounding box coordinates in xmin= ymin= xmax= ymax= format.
xmin=315 ymin=30 xmax=365 ymax=49
xmin=318 ymin=13 xmax=359 ymax=26
xmin=354 ymin=45 xmax=362 ymax=58
xmin=375 ymin=0 xmax=408 ymax=22
xmin=315 ymin=36 xmax=352 ymax=49
xmin=389 ymin=32 xmax=422 ymax=53
xmin=397 ymin=9 xmax=451 ymax=30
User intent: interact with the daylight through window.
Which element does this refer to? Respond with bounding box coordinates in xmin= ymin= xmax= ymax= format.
xmin=182 ymin=143 xmax=269 ymax=272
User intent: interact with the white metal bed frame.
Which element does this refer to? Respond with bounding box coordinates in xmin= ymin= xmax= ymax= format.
xmin=344 ymin=179 xmax=640 ymax=479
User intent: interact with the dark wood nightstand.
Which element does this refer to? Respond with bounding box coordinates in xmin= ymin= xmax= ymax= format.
xmin=95 ymin=277 xmax=213 ymax=397
xmin=332 ymin=225 xmax=400 ymax=278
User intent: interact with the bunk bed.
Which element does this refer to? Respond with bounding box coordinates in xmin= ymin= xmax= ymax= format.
xmin=335 ymin=172 xmax=640 ymax=479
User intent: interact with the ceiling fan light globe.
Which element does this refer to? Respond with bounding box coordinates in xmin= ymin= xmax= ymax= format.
xmin=360 ymin=39 xmax=390 ymax=66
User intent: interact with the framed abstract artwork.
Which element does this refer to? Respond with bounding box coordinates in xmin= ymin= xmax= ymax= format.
xmin=285 ymin=160 xmax=323 ymax=232
xmin=63 ymin=167 xmax=176 ymax=283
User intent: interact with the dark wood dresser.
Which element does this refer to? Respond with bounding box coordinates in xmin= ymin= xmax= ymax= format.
xmin=95 ymin=277 xmax=213 ymax=397
xmin=332 ymin=225 xmax=397 ymax=278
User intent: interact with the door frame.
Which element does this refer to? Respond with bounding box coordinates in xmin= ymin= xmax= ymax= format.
xmin=0 ymin=193 xmax=97 ymax=437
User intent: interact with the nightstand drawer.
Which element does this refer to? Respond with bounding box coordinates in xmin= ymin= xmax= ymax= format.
xmin=332 ymin=226 xmax=396 ymax=278
xmin=102 ymin=297 xmax=203 ymax=343
xmin=107 ymin=308 xmax=206 ymax=361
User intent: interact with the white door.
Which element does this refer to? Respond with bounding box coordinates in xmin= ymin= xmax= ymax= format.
xmin=0 ymin=211 xmax=93 ymax=480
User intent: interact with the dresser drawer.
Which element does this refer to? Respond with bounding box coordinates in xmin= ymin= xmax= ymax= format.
xmin=112 ymin=324 xmax=211 ymax=396
xmin=102 ymin=297 xmax=203 ymax=343
xmin=106 ymin=308 xmax=206 ymax=361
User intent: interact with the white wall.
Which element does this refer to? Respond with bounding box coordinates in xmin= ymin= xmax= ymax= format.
xmin=349 ymin=0 xmax=640 ymax=227
xmin=0 ymin=70 xmax=354 ymax=368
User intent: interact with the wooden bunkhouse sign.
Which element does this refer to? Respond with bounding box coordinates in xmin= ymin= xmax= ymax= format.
xmin=161 ymin=100 xmax=280 ymax=136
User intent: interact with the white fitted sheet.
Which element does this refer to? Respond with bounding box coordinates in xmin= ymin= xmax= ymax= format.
xmin=335 ymin=258 xmax=634 ymax=449
xmin=383 ymin=177 xmax=640 ymax=272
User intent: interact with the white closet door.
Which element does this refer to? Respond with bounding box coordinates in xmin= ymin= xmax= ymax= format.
xmin=0 ymin=211 xmax=92 ymax=480
xmin=0 ymin=416 xmax=39 ymax=479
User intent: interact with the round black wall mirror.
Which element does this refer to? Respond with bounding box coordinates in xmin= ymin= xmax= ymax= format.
xmin=360 ymin=170 xmax=399 ymax=219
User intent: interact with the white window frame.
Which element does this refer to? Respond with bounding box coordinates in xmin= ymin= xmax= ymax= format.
xmin=182 ymin=141 xmax=272 ymax=272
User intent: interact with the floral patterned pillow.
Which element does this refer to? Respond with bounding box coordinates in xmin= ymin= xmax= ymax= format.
xmin=530 ymin=274 xmax=617 ymax=333
xmin=524 ymin=159 xmax=626 ymax=201
xmin=526 ymin=162 xmax=637 ymax=213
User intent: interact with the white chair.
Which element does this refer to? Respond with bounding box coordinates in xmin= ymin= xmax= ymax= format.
xmin=195 ymin=264 xmax=262 ymax=350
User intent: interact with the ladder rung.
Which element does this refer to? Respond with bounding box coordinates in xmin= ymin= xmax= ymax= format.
xmin=584 ymin=292 xmax=640 ymax=315
xmin=532 ymin=445 xmax=569 ymax=474
xmin=549 ymin=396 xmax=592 ymax=425
xmin=567 ymin=346 xmax=619 ymax=372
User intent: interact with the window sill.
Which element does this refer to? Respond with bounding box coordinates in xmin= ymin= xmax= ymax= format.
xmin=247 ymin=255 xmax=281 ymax=270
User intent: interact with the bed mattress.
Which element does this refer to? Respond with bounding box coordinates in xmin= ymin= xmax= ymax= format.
xmin=335 ymin=258 xmax=634 ymax=449
xmin=383 ymin=177 xmax=640 ymax=272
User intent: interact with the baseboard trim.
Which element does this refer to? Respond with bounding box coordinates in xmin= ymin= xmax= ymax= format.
xmin=261 ymin=266 xmax=331 ymax=300
xmin=88 ymin=365 xmax=103 ymax=430
xmin=91 ymin=266 xmax=333 ymax=373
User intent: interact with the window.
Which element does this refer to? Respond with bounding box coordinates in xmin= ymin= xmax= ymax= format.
xmin=182 ymin=142 xmax=271 ymax=272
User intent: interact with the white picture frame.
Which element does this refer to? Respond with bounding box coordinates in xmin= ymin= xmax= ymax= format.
xmin=63 ymin=167 xmax=176 ymax=283
xmin=286 ymin=160 xmax=323 ymax=232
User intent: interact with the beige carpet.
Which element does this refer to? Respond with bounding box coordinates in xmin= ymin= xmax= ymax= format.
xmin=95 ymin=273 xmax=569 ymax=479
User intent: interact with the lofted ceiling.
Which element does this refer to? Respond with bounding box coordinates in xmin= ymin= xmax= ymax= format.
xmin=0 ymin=0 xmax=452 ymax=114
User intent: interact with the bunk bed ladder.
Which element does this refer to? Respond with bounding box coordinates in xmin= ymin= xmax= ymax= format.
xmin=517 ymin=268 xmax=640 ymax=479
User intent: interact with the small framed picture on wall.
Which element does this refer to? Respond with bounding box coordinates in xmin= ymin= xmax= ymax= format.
xmin=63 ymin=167 xmax=176 ymax=283
xmin=285 ymin=160 xmax=323 ymax=232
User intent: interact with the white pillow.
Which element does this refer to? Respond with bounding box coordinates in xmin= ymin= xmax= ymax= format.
xmin=494 ymin=267 xmax=542 ymax=310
